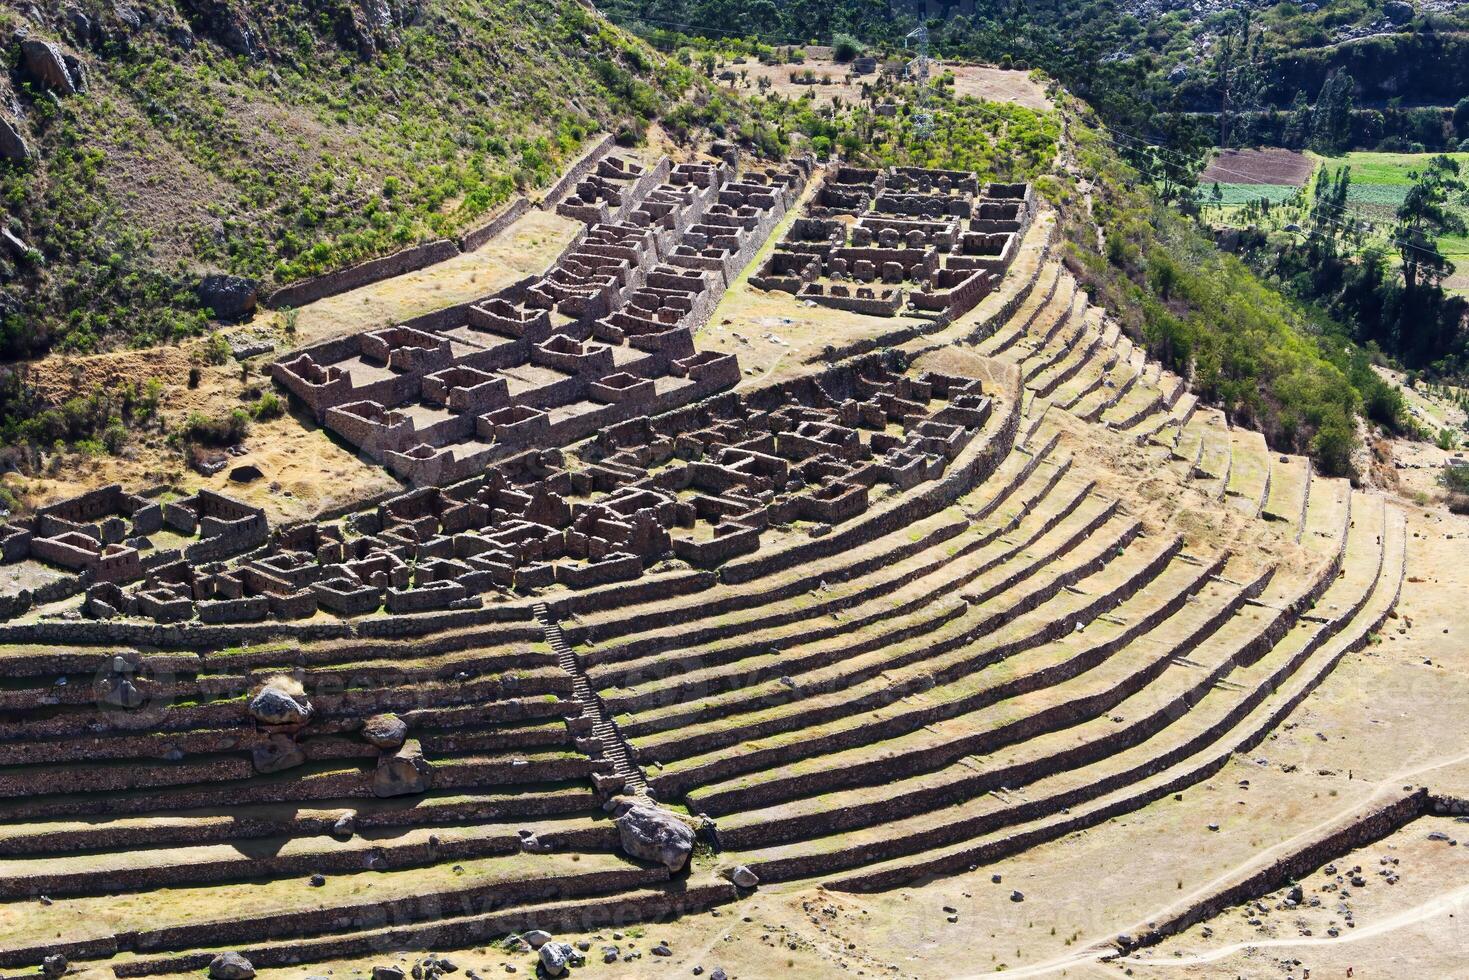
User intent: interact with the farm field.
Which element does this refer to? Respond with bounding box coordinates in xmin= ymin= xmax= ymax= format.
xmin=1318 ymin=150 xmax=1469 ymax=223
xmin=1318 ymin=151 xmax=1469 ymax=292
xmin=1201 ymin=147 xmax=1312 ymax=211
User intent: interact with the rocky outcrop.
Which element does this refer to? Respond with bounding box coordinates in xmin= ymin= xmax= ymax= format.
xmin=538 ymin=941 xmax=576 ymax=977
xmin=248 ymin=684 xmax=312 ymax=726
xmin=614 ymin=803 xmax=695 ymax=872
xmin=0 ymin=116 xmax=29 ymax=162
xmin=197 ymin=274 xmax=259 ymax=321
xmin=251 ymin=733 xmax=305 ymax=774
xmin=20 ymin=40 xmax=86 ymax=95
xmin=372 ymin=739 xmax=433 ymax=797
xmin=361 ymin=712 xmax=407 ymax=749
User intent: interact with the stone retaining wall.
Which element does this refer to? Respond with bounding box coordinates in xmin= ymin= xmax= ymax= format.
xmin=267 ymin=239 xmax=462 ymax=310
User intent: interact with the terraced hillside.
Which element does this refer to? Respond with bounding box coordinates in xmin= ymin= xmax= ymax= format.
xmin=0 ymin=142 xmax=1412 ymax=979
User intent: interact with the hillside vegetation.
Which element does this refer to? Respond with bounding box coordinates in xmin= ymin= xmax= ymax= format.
xmin=0 ymin=0 xmax=692 ymax=358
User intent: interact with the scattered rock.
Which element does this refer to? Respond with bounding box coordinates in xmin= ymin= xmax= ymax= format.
xmin=652 ymin=944 xmax=672 ymax=957
xmin=1010 ymin=890 xmax=1025 ymax=902
xmin=42 ymin=954 xmax=67 ymax=978
xmin=332 ymin=810 xmax=356 ymax=838
xmin=372 ymin=967 xmax=405 ymax=980
xmin=228 ymin=464 xmax=264 ymax=484
xmin=362 ymin=712 xmax=408 ymax=750
xmin=614 ymin=804 xmax=696 ymax=872
xmin=522 ymin=930 xmax=553 ymax=949
xmin=208 ymin=952 xmax=255 ymax=980
xmin=730 ymin=865 xmax=759 ymax=888
xmin=309 ymin=873 xmax=326 ymax=887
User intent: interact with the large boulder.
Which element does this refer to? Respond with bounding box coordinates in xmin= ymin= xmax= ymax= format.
xmin=197 ymin=274 xmax=259 ymax=320
xmin=20 ymin=40 xmax=83 ymax=95
xmin=614 ymin=803 xmax=695 ymax=872
xmin=0 ymin=116 xmax=29 ymax=162
xmin=1384 ymin=0 xmax=1415 ymax=22
xmin=372 ymin=739 xmax=433 ymax=798
xmin=361 ymin=712 xmax=407 ymax=750
xmin=249 ymin=682 xmax=312 ymax=726
xmin=208 ymin=952 xmax=255 ymax=980
xmin=538 ymin=942 xmax=575 ymax=978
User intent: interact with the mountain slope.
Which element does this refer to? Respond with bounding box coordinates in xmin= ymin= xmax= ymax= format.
xmin=0 ymin=0 xmax=686 ymax=357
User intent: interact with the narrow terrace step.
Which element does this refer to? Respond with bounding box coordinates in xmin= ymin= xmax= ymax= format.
xmin=0 ymin=851 xmax=668 ymax=969
xmin=818 ymin=500 xmax=1402 ymax=891
xmin=630 ymin=510 xmax=1177 ymax=767
xmin=108 ymin=880 xmax=738 ymax=976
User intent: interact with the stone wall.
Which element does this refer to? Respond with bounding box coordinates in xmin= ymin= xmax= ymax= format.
xmin=266 ymin=239 xmax=462 ymax=310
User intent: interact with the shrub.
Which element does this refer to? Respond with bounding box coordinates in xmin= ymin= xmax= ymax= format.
xmin=253 ymin=391 xmax=285 ymax=421
xmin=180 ymin=409 xmax=250 ymax=447
xmin=1443 ymin=462 xmax=1469 ymax=495
xmin=833 ymin=34 xmax=863 ymax=63
xmin=200 ymin=332 xmax=231 ymax=366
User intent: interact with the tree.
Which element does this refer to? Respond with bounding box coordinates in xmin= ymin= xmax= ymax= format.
xmin=1310 ymin=71 xmax=1355 ymax=154
xmin=1282 ymin=90 xmax=1311 ymax=149
xmin=1213 ymin=10 xmax=1265 ymax=148
xmin=1394 ymin=155 xmax=1469 ymax=294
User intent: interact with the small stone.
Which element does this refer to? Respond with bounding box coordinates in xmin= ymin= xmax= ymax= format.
xmin=372 ymin=968 xmax=405 ymax=980
xmin=652 ymin=944 xmax=673 ymax=956
xmin=309 ymin=873 xmax=326 ymax=887
xmin=522 ymin=930 xmax=553 ymax=949
xmin=42 ymin=954 xmax=67 ymax=978
xmin=731 ymin=865 xmax=759 ymax=888
xmin=1010 ymin=890 xmax=1025 ymax=902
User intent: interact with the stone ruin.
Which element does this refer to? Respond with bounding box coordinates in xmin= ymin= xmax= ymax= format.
xmin=274 ymin=155 xmax=809 ymax=488
xmin=750 ymin=165 xmax=1033 ymax=320
xmin=0 ymin=148 xmax=1410 ymax=979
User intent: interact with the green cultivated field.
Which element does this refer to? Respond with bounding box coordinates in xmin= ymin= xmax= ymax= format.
xmin=1209 ymin=182 xmax=1301 ymax=206
xmin=1319 ymin=151 xmax=1469 ymax=223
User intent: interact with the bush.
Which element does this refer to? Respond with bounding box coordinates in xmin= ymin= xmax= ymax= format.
xmin=200 ymin=332 xmax=231 ymax=366
xmin=253 ymin=391 xmax=285 ymax=421
xmin=180 ymin=409 xmax=250 ymax=448
xmin=833 ymin=34 xmax=863 ymax=63
xmin=1443 ymin=462 xmax=1469 ymax=495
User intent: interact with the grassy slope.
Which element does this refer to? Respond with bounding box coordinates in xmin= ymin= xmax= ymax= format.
xmin=1058 ymin=97 xmax=1399 ymax=475
xmin=0 ymin=0 xmax=688 ymax=357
